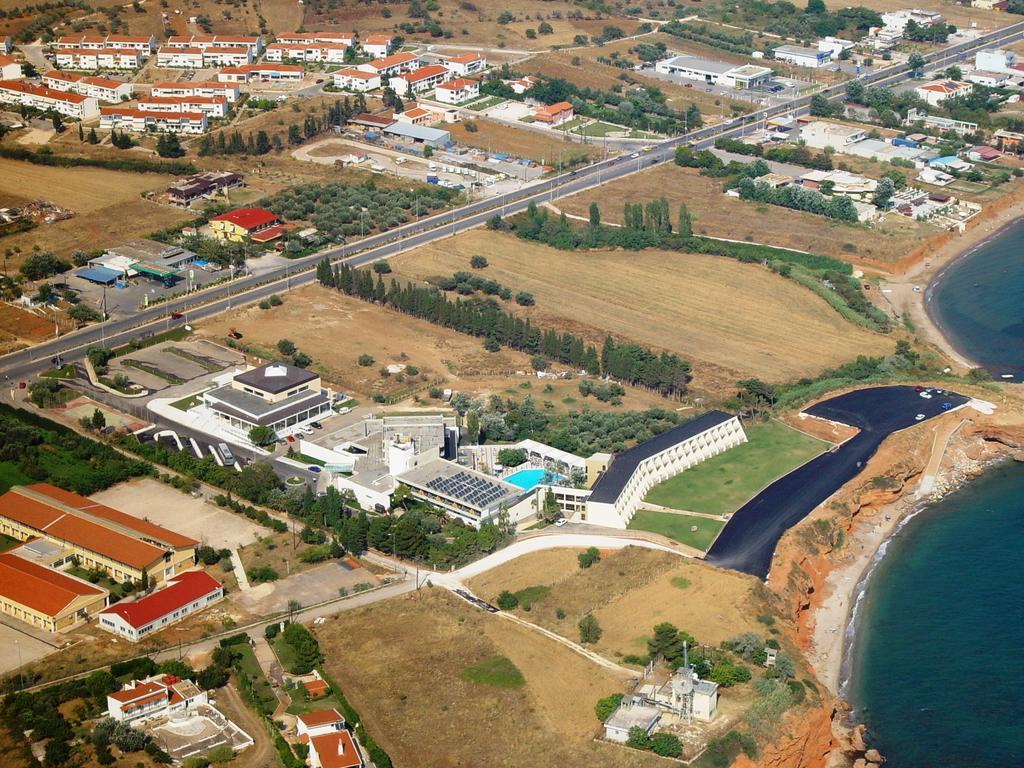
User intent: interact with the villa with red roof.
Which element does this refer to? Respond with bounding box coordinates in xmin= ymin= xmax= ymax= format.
xmin=443 ymin=52 xmax=485 ymax=76
xmin=361 ymin=34 xmax=393 ymax=58
xmin=533 ymin=101 xmax=574 ymax=125
xmin=106 ymin=674 xmax=208 ymax=721
xmin=389 ymin=64 xmax=449 ymax=96
xmin=435 ymin=77 xmax=479 ymax=105
xmin=296 ymin=710 xmax=364 ymax=768
xmin=210 ymin=207 xmax=286 ymax=243
xmin=98 ymin=570 xmax=223 ymax=642
xmin=914 ymin=79 xmax=973 ymax=107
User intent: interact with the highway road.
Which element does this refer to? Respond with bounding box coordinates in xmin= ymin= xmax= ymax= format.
xmin=2 ymin=20 xmax=1023 ymax=386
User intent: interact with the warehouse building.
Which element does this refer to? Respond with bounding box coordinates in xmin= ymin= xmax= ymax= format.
xmin=654 ymin=55 xmax=772 ymax=89
xmin=382 ymin=121 xmax=452 ymax=148
xmin=773 ymin=44 xmax=831 ymax=68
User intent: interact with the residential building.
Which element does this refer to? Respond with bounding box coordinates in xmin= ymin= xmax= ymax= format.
xmin=966 ymin=70 xmax=1009 ymax=87
xmin=1 ymin=35 xmax=11 ymax=54
xmin=138 ymin=93 xmax=228 ymax=118
xmin=532 ymin=101 xmax=574 ymax=125
xmin=54 ymin=48 xmax=142 ymax=69
xmin=0 ymin=53 xmax=23 ymax=80
xmin=209 ymin=207 xmax=285 ymax=242
xmin=0 ymin=483 xmax=198 ymax=584
xmin=151 ymin=80 xmax=240 ymax=102
xmin=434 ymin=77 xmax=478 ymax=104
xmin=217 ymin=63 xmax=304 ymax=83
xmin=975 ymin=48 xmax=1017 ymax=73
xmin=603 ymin=700 xmax=661 ymax=743
xmin=388 ymin=63 xmax=448 ymax=95
xmin=0 ymin=80 xmax=99 ymax=119
xmin=156 ymin=46 xmax=204 ymax=68
xmin=264 ymin=41 xmax=348 ymax=63
xmin=444 ymin=52 xmax=485 ymax=76
xmin=105 ymin=34 xmax=157 ymax=53
xmin=215 ymin=35 xmax=264 ymax=55
xmin=992 ymin=128 xmax=1024 ymax=152
xmin=356 ymin=52 xmax=419 ymax=77
xmin=106 ymin=675 xmax=208 ymax=722
xmin=98 ymin=570 xmax=224 ymax=642
xmin=381 ymin=121 xmax=451 ymax=148
xmin=297 ymin=710 xmax=346 ymax=740
xmin=799 ymin=120 xmax=866 ymax=149
xmin=332 ymin=68 xmax=380 ymax=92
xmin=166 ymin=171 xmax=244 ymax=205
xmin=395 ymin=105 xmax=432 ymax=125
xmin=100 ymin=106 xmax=208 ymax=133
xmin=0 ymin=551 xmax=107 ymax=632
xmin=817 ymin=36 xmax=856 ymax=57
xmin=362 ymin=34 xmax=393 ymax=58
xmin=397 ymin=459 xmax=524 ymax=528
xmin=966 ymin=144 xmax=1002 ymax=162
xmin=799 ymin=169 xmax=877 ymax=196
xmin=915 ymin=79 xmax=973 ymax=106
xmin=202 ymin=46 xmax=252 ymax=67
xmin=654 ymin=55 xmax=772 ymax=89
xmin=585 ymin=411 xmax=746 ymax=528
xmin=165 ymin=34 xmax=262 ymax=55
xmin=307 ymin=731 xmax=364 ymax=768
xmin=43 ymin=71 xmax=132 ymax=102
xmin=202 ymin=361 xmax=333 ymax=437
xmin=277 ymin=32 xmax=357 ymax=46
xmin=773 ymin=44 xmax=831 ymax=68
xmin=880 ymin=8 xmax=942 ymax=34
xmin=506 ymin=75 xmax=538 ymax=95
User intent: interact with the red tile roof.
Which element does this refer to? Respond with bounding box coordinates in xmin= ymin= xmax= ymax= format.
xmin=365 ymin=52 xmax=416 ymax=70
xmin=249 ymin=223 xmax=288 ymax=243
xmin=310 ymin=730 xmax=363 ymax=768
xmin=0 ymin=80 xmax=89 ymax=104
xmin=211 ymin=207 xmax=280 ymax=230
xmin=303 ymin=679 xmax=331 ymax=698
xmin=336 ymin=68 xmax=378 ymax=80
xmin=0 ymin=552 xmax=105 ymax=617
xmin=99 ymin=570 xmax=221 ymax=629
xmin=108 ymin=679 xmax=168 ymax=704
xmin=399 ymin=64 xmax=447 ymax=83
xmin=364 ymin=34 xmax=392 ymax=44
xmin=297 ymin=708 xmax=342 ymax=728
xmin=447 ymin=53 xmax=482 ymax=64
xmin=437 ymin=78 xmax=475 ymax=91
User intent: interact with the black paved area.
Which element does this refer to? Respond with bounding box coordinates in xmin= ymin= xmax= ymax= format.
xmin=705 ymin=385 xmax=969 ymax=579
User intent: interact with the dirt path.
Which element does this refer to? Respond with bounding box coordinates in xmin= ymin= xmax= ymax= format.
xmin=216 ymin=682 xmax=276 ymax=768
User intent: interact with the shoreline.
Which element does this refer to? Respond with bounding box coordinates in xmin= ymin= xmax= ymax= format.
xmin=878 ymin=207 xmax=1022 ymax=373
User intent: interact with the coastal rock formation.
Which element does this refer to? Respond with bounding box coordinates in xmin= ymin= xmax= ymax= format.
xmin=733 ymin=703 xmax=836 ymax=768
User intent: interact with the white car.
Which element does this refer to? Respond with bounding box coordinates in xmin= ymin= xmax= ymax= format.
xmin=630 ymin=152 xmax=640 ymax=159
xmin=298 ymin=425 xmax=315 ymax=435
xmin=555 ymin=518 xmax=568 ymax=527
xmin=919 ymin=391 xmax=932 ymax=399
xmin=915 ymin=413 xmax=926 ymax=421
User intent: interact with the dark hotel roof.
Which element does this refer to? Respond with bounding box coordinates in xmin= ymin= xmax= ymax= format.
xmin=233 ymin=361 xmax=317 ymax=394
xmin=588 ymin=410 xmax=735 ymax=504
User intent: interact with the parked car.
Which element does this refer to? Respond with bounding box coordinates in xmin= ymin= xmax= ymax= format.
xmin=286 ymin=435 xmax=296 ymax=443
xmin=170 ymin=312 xmax=183 ymax=319
xmin=310 ymin=421 xmax=323 ymax=429
xmin=555 ymin=518 xmax=568 ymax=527
xmin=919 ymin=391 xmax=932 ymax=399
xmin=915 ymin=413 xmax=926 ymax=421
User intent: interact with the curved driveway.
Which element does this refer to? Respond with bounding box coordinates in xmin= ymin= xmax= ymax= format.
xmin=705 ymin=386 xmax=969 ymax=579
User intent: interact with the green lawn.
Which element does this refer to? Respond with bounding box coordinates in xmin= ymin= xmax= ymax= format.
xmin=0 ymin=461 xmax=30 ymax=493
xmin=231 ymin=642 xmax=278 ymax=714
xmin=513 ymin=585 xmax=550 ymax=609
xmin=285 ymin=686 xmax=343 ymax=716
xmin=170 ymin=393 xmax=203 ymax=411
xmin=271 ymin=633 xmax=301 ymax=673
xmin=461 ymin=656 xmax=525 ymax=688
xmin=298 ymin=453 xmax=325 ymax=467
xmin=466 ymin=95 xmax=505 ymax=111
xmin=643 ymin=421 xmax=827 ymax=516
xmin=627 ymin=510 xmax=724 ymax=551
xmin=40 ymin=365 xmax=76 ymax=379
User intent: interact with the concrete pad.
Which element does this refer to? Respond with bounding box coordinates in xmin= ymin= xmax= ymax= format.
xmin=0 ymin=622 xmax=55 ymax=674
xmin=235 ymin=561 xmax=377 ymax=615
xmin=90 ymin=478 xmax=264 ymax=550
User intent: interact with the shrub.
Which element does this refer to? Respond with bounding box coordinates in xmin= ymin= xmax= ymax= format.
xmin=578 ymin=547 xmax=601 ymax=569
xmin=515 ymin=291 xmax=535 ymax=306
xmin=578 ymin=613 xmax=602 ymax=644
xmin=373 ymin=261 xmax=392 ymax=273
xmin=496 ymin=590 xmax=519 ymax=610
xmin=357 ymin=354 xmax=375 ymax=366
xmin=470 ymin=255 xmax=488 ymax=269
xmin=594 ymin=692 xmax=623 ymax=721
xmin=650 ymin=732 xmax=682 ymax=757
xmin=709 ymin=660 xmax=752 ymax=687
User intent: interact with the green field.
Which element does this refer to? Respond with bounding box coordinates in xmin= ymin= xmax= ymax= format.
xmin=461 ymin=656 xmax=525 ymax=688
xmin=272 ymin=633 xmax=301 ymax=673
xmin=0 ymin=461 xmax=30 ymax=493
xmin=232 ymin=642 xmax=278 ymax=714
xmin=643 ymin=421 xmax=827 ymax=516
xmin=628 ymin=510 xmax=724 ymax=551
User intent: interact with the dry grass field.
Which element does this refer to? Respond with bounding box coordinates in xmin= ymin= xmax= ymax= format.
xmin=558 ymin=163 xmax=934 ymax=264
xmin=449 ymin=119 xmax=602 ymax=164
xmin=390 ymin=229 xmax=888 ymax=391
xmin=0 ymin=302 xmax=59 ymax=350
xmin=468 ymin=547 xmax=764 ymax=659
xmin=315 ymin=589 xmax=668 ymax=768
xmin=0 ymin=157 xmax=190 ymax=263
xmin=196 ymin=284 xmax=677 ymax=410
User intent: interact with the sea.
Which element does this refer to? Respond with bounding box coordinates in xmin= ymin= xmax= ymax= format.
xmin=845 ymin=457 xmax=1024 ymax=765
xmin=927 ymin=217 xmax=1024 ymax=380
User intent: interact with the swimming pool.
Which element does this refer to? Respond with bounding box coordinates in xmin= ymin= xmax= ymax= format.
xmin=504 ymin=467 xmax=561 ymax=491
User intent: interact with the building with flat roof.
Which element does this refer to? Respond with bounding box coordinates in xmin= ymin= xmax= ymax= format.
xmin=773 ymin=44 xmax=831 ymax=68
xmin=0 ymin=483 xmax=197 ymax=584
xmin=799 ymin=120 xmax=866 ymax=150
xmin=166 ymin=171 xmax=243 ymax=205
xmin=585 ymin=411 xmax=746 ymax=528
xmin=203 ymin=361 xmax=333 ymax=439
xmin=603 ymin=700 xmax=661 ymax=744
xmin=654 ymin=55 xmax=772 ymax=89
xmin=398 ymin=459 xmax=525 ymax=527
xmin=975 ymin=48 xmax=1017 ymax=73
xmin=0 ymin=551 xmax=107 ymax=632
xmin=98 ymin=570 xmax=223 ymax=642
xmin=382 ymin=121 xmax=451 ymax=148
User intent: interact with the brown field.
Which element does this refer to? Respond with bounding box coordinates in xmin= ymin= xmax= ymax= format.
xmin=449 ymin=118 xmax=602 ymax=164
xmin=315 ymin=589 xmax=668 ymax=768
xmin=196 ymin=283 xmax=676 ymax=411
xmin=390 ymin=229 xmax=888 ymax=390
xmin=0 ymin=302 xmax=59 ymax=349
xmin=821 ymin=0 xmax=1010 ymax=30
xmin=0 ymin=157 xmax=190 ymax=263
xmin=559 ymin=163 xmax=935 ymax=264
xmin=468 ymin=547 xmax=764 ymax=658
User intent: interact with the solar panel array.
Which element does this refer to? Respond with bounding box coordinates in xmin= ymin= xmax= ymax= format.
xmin=426 ymin=471 xmax=508 ymax=508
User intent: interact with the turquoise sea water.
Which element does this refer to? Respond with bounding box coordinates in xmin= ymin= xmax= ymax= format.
xmin=848 ymin=463 xmax=1024 ymax=766
xmin=927 ymin=217 xmax=1024 ymax=379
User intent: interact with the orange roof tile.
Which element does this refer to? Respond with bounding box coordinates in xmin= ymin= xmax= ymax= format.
xmin=298 ymin=708 xmax=342 ymax=728
xmin=0 ymin=552 xmax=105 ymax=617
xmin=310 ymin=731 xmax=363 ymax=768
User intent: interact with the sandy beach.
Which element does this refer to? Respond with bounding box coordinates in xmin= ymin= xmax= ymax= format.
xmin=875 ymin=204 xmax=1023 ymax=372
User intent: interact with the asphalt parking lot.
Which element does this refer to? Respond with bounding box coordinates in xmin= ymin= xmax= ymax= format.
xmin=706 ymin=385 xmax=969 ymax=578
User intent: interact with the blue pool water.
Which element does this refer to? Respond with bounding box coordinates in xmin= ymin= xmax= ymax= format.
xmin=504 ymin=468 xmax=561 ymax=490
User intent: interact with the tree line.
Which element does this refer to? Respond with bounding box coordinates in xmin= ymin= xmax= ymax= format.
xmin=317 ymin=261 xmax=693 ymax=398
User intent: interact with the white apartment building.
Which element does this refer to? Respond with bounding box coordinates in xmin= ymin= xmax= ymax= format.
xmin=43 ymin=71 xmax=133 ymax=102
xmin=139 ymin=94 xmax=228 ymax=118
xmin=156 ymin=46 xmax=204 ymax=68
xmin=362 ymin=34 xmax=393 ymax=58
xmin=202 ymin=46 xmax=252 ymax=67
xmin=654 ymin=54 xmax=772 ymax=89
xmin=100 ymin=106 xmax=208 ymax=133
xmin=356 ymin=52 xmax=419 ymax=78
xmin=217 ymin=63 xmax=304 ymax=83
xmin=165 ymin=34 xmax=263 ymax=55
xmin=584 ymin=411 xmax=746 ymax=528
xmin=54 ymin=48 xmax=142 ymax=69
xmin=444 ymin=52 xmax=485 ymax=76
xmin=0 ymin=53 xmax=24 ymax=80
xmin=880 ymin=8 xmax=942 ymax=34
xmin=277 ymin=32 xmax=357 ymax=46
xmin=107 ymin=676 xmax=208 ymax=723
xmin=332 ymin=67 xmax=381 ymax=92
xmin=0 ymin=80 xmax=99 ymax=118
xmin=773 ymin=44 xmax=831 ymax=68
xmin=799 ymin=120 xmax=866 ymax=149
xmin=265 ymin=41 xmax=348 ymax=63
xmin=54 ymin=34 xmax=155 ymax=53
xmin=434 ymin=77 xmax=479 ymax=104
xmin=150 ymin=80 xmax=240 ymax=102
xmin=389 ymin=63 xmax=448 ymax=95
